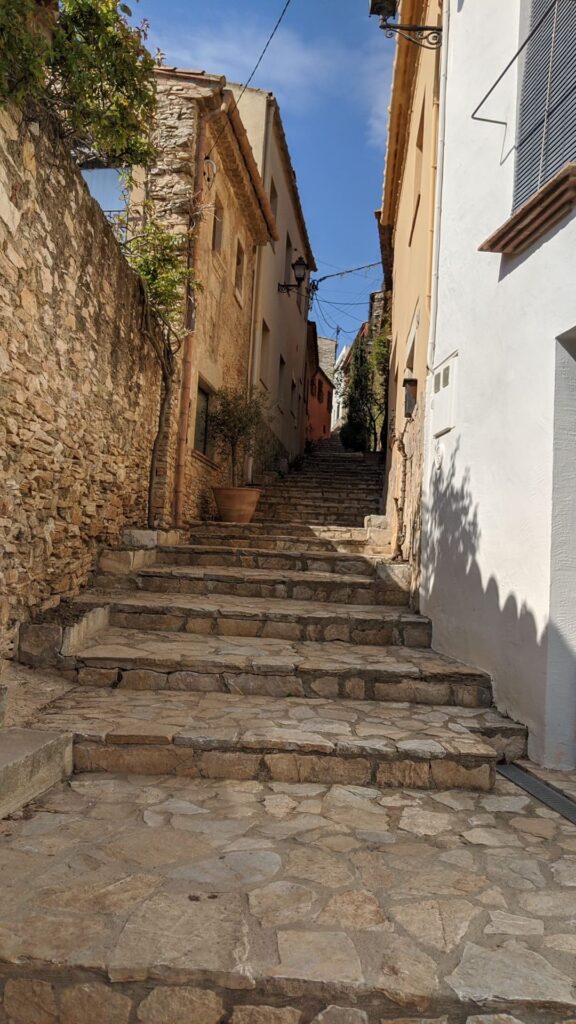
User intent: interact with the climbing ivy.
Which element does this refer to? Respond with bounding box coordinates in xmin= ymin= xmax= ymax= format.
xmin=122 ymin=213 xmax=193 ymax=329
xmin=0 ymin=0 xmax=158 ymax=166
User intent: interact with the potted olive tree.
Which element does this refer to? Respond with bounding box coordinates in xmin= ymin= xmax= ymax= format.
xmin=209 ymin=386 xmax=265 ymax=523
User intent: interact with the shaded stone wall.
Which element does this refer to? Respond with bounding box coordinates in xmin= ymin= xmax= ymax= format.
xmin=0 ymin=104 xmax=166 ymax=658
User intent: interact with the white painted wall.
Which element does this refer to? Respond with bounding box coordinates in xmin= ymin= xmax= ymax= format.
xmin=420 ymin=0 xmax=576 ymax=767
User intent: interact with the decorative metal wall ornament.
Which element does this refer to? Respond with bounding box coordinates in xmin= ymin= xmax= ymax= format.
xmin=368 ymin=0 xmax=442 ymax=49
xmin=379 ymin=17 xmax=442 ymax=48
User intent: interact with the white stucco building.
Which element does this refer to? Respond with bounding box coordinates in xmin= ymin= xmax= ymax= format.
xmin=420 ymin=0 xmax=576 ymax=767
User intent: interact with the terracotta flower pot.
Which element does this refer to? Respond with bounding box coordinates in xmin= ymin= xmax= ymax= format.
xmin=212 ymin=487 xmax=262 ymax=524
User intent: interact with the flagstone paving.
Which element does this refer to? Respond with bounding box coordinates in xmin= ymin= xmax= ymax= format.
xmin=0 ymin=773 xmax=574 ymax=1021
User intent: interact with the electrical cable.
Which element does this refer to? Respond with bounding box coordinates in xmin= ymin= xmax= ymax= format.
xmin=310 ymin=261 xmax=382 ymax=293
xmin=206 ymin=0 xmax=294 ymax=160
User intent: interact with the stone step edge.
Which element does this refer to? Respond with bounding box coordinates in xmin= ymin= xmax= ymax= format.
xmin=70 ymin=656 xmax=492 ymax=708
xmin=157 ymin=545 xmax=382 ymax=564
xmin=0 ymin=972 xmax=566 ymax=1024
xmin=137 ymin=564 xmax=407 ymax=587
xmin=72 ymin=735 xmax=496 ymax=792
xmin=0 ymin=729 xmax=73 ymax=819
xmin=72 ymin=593 xmax=431 ymax=646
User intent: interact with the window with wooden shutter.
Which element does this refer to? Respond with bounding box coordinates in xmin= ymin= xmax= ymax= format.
xmin=514 ymin=0 xmax=576 ymax=210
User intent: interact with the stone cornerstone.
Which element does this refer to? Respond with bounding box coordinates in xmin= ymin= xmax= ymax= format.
xmin=0 ymin=104 xmax=168 ymax=658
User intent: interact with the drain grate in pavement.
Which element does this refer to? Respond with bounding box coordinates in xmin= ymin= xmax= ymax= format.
xmin=498 ymin=762 xmax=576 ymax=825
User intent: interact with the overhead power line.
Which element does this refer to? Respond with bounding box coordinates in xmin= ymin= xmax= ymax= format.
xmin=309 ymin=261 xmax=382 ymax=295
xmin=206 ymin=0 xmax=294 ymax=160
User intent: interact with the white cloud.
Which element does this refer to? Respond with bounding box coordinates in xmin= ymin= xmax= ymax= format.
xmin=151 ymin=17 xmax=393 ymax=149
xmin=355 ymin=37 xmax=394 ymax=149
xmin=152 ymin=21 xmax=339 ymax=109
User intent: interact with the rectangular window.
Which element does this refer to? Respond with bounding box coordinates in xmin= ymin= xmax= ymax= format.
xmin=194 ymin=386 xmax=211 ymax=456
xmin=260 ymin=320 xmax=270 ymax=387
xmin=290 ymin=379 xmax=297 ymax=418
xmin=284 ymin=232 xmax=293 ymax=287
xmin=317 ymin=378 xmax=324 ymax=403
xmin=514 ymin=0 xmax=576 ymax=210
xmin=270 ymin=178 xmax=278 ymax=220
xmin=234 ymin=239 xmax=245 ymax=296
xmin=278 ymin=354 xmax=286 ymax=410
xmin=212 ymin=196 xmax=224 ymax=252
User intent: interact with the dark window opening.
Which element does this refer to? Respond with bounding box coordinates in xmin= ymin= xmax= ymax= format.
xmin=194 ymin=386 xmax=212 ymax=457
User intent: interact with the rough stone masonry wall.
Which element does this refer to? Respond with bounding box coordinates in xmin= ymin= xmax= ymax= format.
xmin=0 ymin=104 xmax=166 ymax=659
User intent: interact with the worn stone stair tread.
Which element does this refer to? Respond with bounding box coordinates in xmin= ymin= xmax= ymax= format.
xmin=140 ymin=563 xmax=378 ymax=585
xmin=72 ymin=626 xmax=488 ymax=681
xmin=32 ymin=688 xmax=503 ymax=790
xmin=0 ymin=728 xmax=73 ymax=818
xmin=184 ymin=533 xmax=374 ymax=552
xmin=157 ymin=544 xmax=380 ymax=565
xmin=189 ymin=522 xmax=371 ymax=537
xmin=75 ymin=590 xmax=426 ymax=625
xmin=0 ymin=770 xmax=570 ymax=1016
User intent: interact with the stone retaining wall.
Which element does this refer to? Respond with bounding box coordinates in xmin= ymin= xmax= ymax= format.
xmin=0 ymin=104 xmax=166 ymax=658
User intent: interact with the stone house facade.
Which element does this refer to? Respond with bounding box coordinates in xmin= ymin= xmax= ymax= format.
xmin=143 ymin=69 xmax=277 ymax=524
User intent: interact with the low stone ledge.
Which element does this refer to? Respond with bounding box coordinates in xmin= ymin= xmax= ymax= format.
xmin=98 ymin=548 xmax=157 ymax=575
xmin=122 ymin=528 xmax=182 ymax=549
xmin=18 ymin=605 xmax=110 ymax=667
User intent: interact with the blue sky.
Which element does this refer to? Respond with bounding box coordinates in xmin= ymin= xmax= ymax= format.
xmin=91 ymin=0 xmax=394 ymax=345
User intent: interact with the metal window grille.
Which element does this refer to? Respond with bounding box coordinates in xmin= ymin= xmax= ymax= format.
xmin=514 ymin=0 xmax=576 ymax=209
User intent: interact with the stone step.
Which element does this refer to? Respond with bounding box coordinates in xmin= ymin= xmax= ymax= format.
xmin=155 ymin=545 xmax=379 ymax=577
xmin=67 ymin=626 xmax=492 ymax=706
xmin=261 ymin=486 xmax=382 ymax=497
xmin=252 ymin=513 xmax=372 ymax=527
xmin=125 ymin=563 xmax=410 ymax=606
xmin=74 ymin=591 xmax=432 ymax=646
xmin=188 ymin=522 xmax=370 ymax=541
xmin=1 ymin=767 xmax=565 ymax=1021
xmin=183 ymin=533 xmax=376 ymax=554
xmin=258 ymin=498 xmax=381 ymax=511
xmin=0 ymin=728 xmax=73 ymax=818
xmin=33 ymin=689 xmax=515 ymax=790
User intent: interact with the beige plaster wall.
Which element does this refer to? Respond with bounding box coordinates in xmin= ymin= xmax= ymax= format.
xmin=383 ymin=0 xmax=441 ymax=568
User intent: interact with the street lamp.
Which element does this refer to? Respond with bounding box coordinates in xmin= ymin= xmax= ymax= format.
xmin=278 ymin=256 xmax=308 ymax=294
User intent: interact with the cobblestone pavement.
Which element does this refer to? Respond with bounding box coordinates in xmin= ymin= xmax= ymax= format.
xmin=0 ymin=773 xmax=575 ymax=1019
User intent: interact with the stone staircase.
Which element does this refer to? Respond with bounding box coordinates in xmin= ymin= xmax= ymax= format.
xmin=18 ymin=517 xmax=525 ymax=792
xmin=6 ymin=441 xmax=573 ymax=1023
xmin=254 ymin=437 xmax=385 ymax=526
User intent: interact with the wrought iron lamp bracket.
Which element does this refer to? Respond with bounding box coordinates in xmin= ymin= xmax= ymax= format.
xmin=380 ymin=17 xmax=442 ymax=49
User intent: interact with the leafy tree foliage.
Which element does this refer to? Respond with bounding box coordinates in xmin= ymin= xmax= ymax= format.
xmin=209 ymin=388 xmax=266 ymax=487
xmin=1 ymin=0 xmax=157 ymax=165
xmin=122 ymin=212 xmax=192 ymax=329
xmin=340 ymin=317 xmax=391 ymax=453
